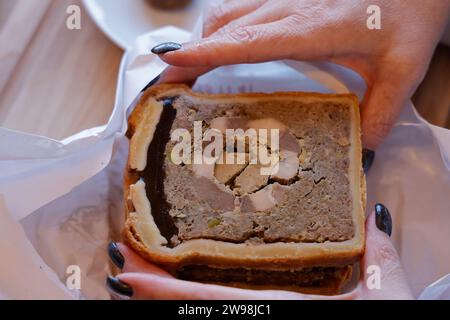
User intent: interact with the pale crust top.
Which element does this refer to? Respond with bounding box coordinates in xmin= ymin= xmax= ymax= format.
xmin=123 ymin=84 xmax=366 ymax=271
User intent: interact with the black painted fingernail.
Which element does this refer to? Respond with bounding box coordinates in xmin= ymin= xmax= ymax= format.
xmin=151 ymin=42 xmax=182 ymax=54
xmin=106 ymin=276 xmax=133 ymax=297
xmin=108 ymin=242 xmax=124 ymax=269
xmin=375 ymin=203 xmax=392 ymax=236
xmin=142 ymin=74 xmax=160 ymax=91
xmin=362 ymin=149 xmax=375 ymax=174
xmin=163 ymin=97 xmax=175 ymax=108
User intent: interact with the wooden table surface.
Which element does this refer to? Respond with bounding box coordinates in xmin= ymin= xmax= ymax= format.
xmin=0 ymin=0 xmax=122 ymax=140
xmin=0 ymin=0 xmax=449 ymax=140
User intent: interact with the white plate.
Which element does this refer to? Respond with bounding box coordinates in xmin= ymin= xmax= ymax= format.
xmin=83 ymin=0 xmax=206 ymax=49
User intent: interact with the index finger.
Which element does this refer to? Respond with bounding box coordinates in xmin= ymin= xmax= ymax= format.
xmin=117 ymin=272 xmax=307 ymax=300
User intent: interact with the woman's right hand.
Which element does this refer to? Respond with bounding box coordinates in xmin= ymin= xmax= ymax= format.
xmin=154 ymin=0 xmax=450 ymax=149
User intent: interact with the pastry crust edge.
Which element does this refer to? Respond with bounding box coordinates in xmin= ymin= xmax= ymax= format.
xmin=122 ymin=84 xmax=366 ymax=294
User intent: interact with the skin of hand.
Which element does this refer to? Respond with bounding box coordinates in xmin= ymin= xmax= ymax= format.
xmin=156 ymin=0 xmax=450 ymax=149
xmin=112 ymin=211 xmax=413 ymax=300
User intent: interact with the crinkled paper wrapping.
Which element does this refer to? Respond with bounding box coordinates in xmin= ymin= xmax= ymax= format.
xmin=0 ymin=24 xmax=449 ymax=299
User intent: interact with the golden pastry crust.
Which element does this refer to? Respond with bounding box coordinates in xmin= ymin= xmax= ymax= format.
xmin=123 ymin=84 xmax=365 ymax=294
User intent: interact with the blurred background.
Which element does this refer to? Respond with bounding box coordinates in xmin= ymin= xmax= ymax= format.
xmin=0 ymin=0 xmax=449 ymax=140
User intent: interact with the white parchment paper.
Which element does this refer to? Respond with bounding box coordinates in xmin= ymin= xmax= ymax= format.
xmin=0 ymin=25 xmax=449 ymax=299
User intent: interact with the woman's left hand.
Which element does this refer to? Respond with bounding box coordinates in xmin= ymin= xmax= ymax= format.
xmin=107 ymin=207 xmax=413 ymax=300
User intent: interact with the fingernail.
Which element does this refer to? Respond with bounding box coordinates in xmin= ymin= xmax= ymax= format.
xmin=142 ymin=74 xmax=160 ymax=91
xmin=108 ymin=242 xmax=124 ymax=269
xmin=375 ymin=203 xmax=392 ymax=236
xmin=151 ymin=42 xmax=182 ymax=54
xmin=362 ymin=149 xmax=375 ymax=174
xmin=106 ymin=276 xmax=133 ymax=298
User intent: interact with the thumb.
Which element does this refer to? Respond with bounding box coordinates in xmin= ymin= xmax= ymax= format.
xmin=360 ymin=71 xmax=412 ymax=149
xmin=360 ymin=204 xmax=413 ymax=299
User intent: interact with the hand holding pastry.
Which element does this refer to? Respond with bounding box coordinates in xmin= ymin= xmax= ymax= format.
xmin=107 ymin=205 xmax=413 ymax=300
xmin=153 ymin=0 xmax=450 ymax=149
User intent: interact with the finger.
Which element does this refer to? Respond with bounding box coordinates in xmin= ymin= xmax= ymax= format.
xmin=203 ymin=0 xmax=267 ymax=37
xmin=116 ymin=243 xmax=172 ymax=278
xmin=156 ymin=14 xmax=346 ymax=68
xmin=156 ymin=8 xmax=362 ymax=69
xmin=159 ymin=65 xmax=214 ymax=86
xmin=302 ymin=291 xmax=358 ymax=300
xmin=360 ymin=75 xmax=409 ymax=149
xmin=212 ymin=2 xmax=285 ymax=37
xmin=117 ymin=272 xmax=307 ymax=300
xmin=158 ymin=19 xmax=299 ymax=67
xmin=360 ymin=206 xmax=413 ymax=299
